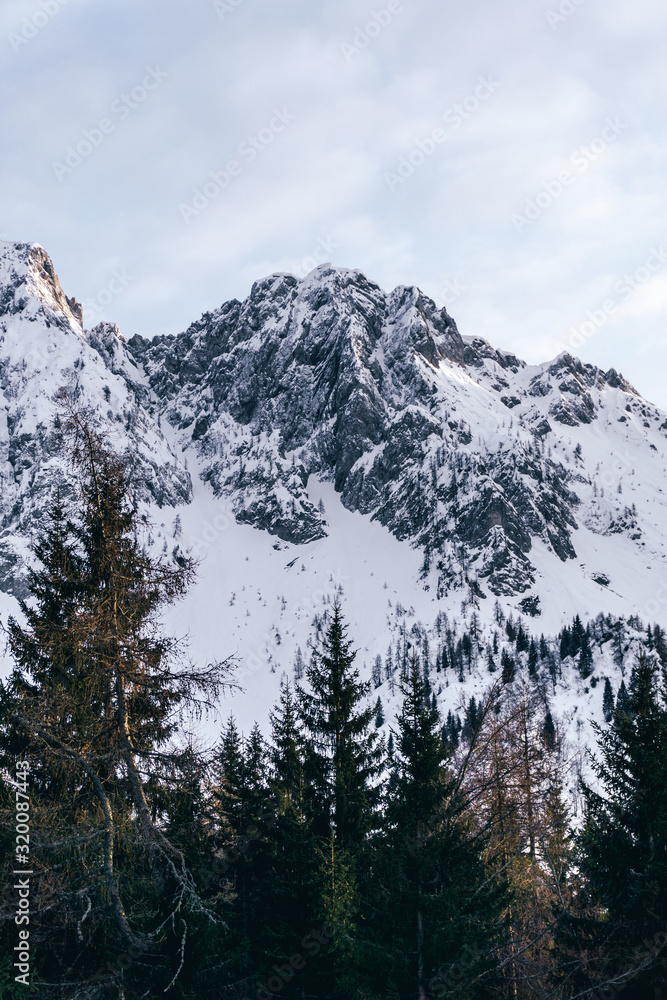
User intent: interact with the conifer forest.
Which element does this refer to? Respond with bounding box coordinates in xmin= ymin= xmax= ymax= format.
xmin=1 ymin=404 xmax=666 ymax=1000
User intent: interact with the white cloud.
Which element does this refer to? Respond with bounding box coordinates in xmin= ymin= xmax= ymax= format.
xmin=1 ymin=0 xmax=666 ymax=406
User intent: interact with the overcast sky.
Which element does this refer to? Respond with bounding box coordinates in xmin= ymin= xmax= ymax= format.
xmin=2 ymin=0 xmax=666 ymax=407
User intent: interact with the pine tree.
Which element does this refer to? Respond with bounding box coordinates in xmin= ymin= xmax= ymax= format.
xmin=616 ymin=678 xmax=629 ymax=714
xmin=461 ymin=696 xmax=480 ymax=744
xmin=212 ymin=718 xmax=278 ymax=981
xmin=214 ymin=715 xmax=246 ymax=834
xmin=501 ymin=648 xmax=516 ymax=684
xmin=542 ymin=709 xmax=556 ymax=751
xmin=262 ymin=678 xmax=318 ymax=978
xmin=559 ymin=626 xmax=572 ymax=660
xmin=443 ymin=710 xmax=460 ymax=752
xmin=570 ymin=614 xmax=586 ymax=656
xmin=654 ymin=623 xmax=667 ymax=668
xmin=294 ymin=645 xmax=305 ymax=680
xmin=368 ymin=654 xmax=502 ymax=999
xmin=298 ymin=601 xmax=381 ymax=850
xmin=602 ymin=677 xmax=615 ymax=722
xmin=295 ymin=605 xmax=385 ymax=996
xmin=612 ymin=618 xmax=627 ymax=668
xmin=577 ymin=656 xmax=667 ymax=996
xmin=374 ymin=696 xmax=385 ymax=728
xmin=516 ymin=621 xmax=529 ymax=654
xmin=578 ymin=630 xmax=594 ymax=679
xmin=528 ymin=639 xmax=538 ymax=677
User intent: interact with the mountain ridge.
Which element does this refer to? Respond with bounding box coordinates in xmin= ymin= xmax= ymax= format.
xmin=0 ymin=239 xmax=666 ymax=760
xmin=0 ymin=240 xmax=664 ymax=607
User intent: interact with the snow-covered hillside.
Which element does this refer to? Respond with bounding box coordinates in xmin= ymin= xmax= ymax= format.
xmin=0 ymin=239 xmax=665 ymax=783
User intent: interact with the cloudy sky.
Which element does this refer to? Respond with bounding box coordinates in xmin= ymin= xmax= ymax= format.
xmin=2 ymin=0 xmax=666 ymax=406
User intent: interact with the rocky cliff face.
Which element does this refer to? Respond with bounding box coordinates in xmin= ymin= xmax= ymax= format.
xmin=0 ymin=241 xmax=665 ymax=609
xmin=0 ymin=241 xmax=191 ymax=595
xmin=127 ymin=263 xmax=663 ymax=600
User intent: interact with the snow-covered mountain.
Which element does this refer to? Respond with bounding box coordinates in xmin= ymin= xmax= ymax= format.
xmin=1 ymin=239 xmax=665 ymax=769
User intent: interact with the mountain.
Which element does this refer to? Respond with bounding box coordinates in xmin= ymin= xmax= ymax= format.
xmin=1 ymin=239 xmax=666 ymax=765
xmin=0 ymin=241 xmax=191 ymax=594
xmin=127 ymin=265 xmax=662 ymax=602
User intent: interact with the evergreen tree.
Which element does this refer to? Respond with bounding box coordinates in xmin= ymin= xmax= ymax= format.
xmin=527 ymin=639 xmax=538 ymax=678
xmin=461 ymin=696 xmax=480 ymax=744
xmin=214 ymin=715 xmax=246 ymax=834
xmin=654 ymin=623 xmax=667 ymax=668
xmin=542 ymin=709 xmax=556 ymax=751
xmin=443 ymin=710 xmax=460 ymax=752
xmin=578 ymin=630 xmax=594 ymax=679
xmin=374 ymin=696 xmax=385 ymax=728
xmin=559 ymin=626 xmax=571 ymax=660
xmin=294 ymin=645 xmax=305 ymax=680
xmin=570 ymin=614 xmax=586 ymax=656
xmin=602 ymin=677 xmax=615 ymax=723
xmin=367 ymin=654 xmax=502 ymax=998
xmin=0 ymin=397 xmax=229 ymax=996
xmin=211 ymin=718 xmax=277 ymax=983
xmin=577 ymin=656 xmax=667 ymax=997
xmin=501 ymin=649 xmax=516 ymax=684
xmin=297 ymin=601 xmax=380 ymax=850
xmin=612 ymin=618 xmax=627 ymax=668
xmin=260 ymin=678 xmax=318 ymax=985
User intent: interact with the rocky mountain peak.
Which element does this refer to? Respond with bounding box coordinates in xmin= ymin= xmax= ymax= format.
xmin=0 ymin=242 xmax=665 ymax=612
xmin=0 ymin=241 xmax=83 ymax=329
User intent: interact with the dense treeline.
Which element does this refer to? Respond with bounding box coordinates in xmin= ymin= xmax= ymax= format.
xmin=1 ymin=405 xmax=667 ymax=999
